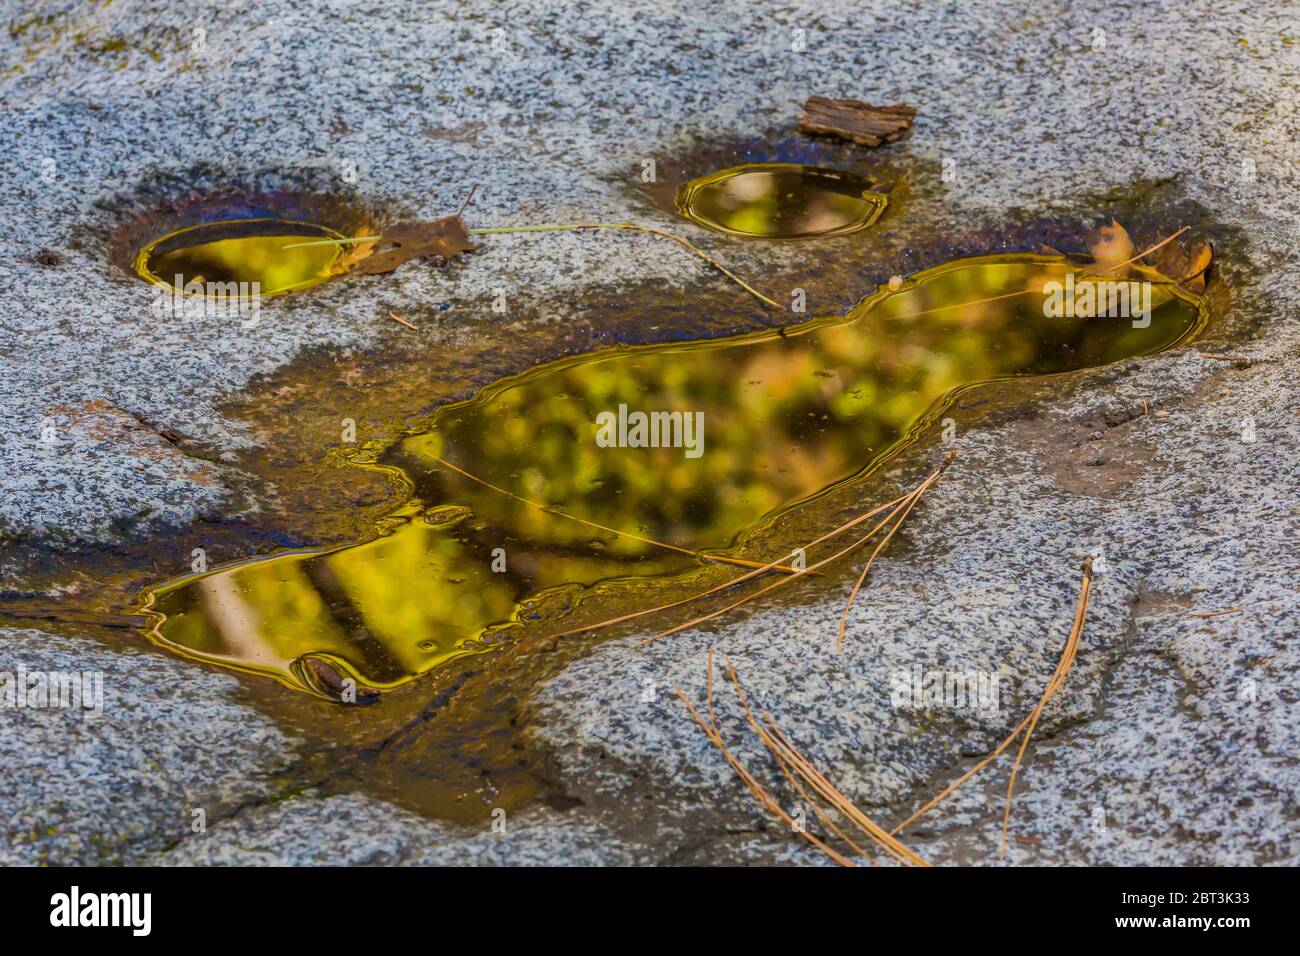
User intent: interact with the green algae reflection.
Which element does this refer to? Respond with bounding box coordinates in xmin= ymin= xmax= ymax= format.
xmin=140 ymin=254 xmax=1207 ymax=697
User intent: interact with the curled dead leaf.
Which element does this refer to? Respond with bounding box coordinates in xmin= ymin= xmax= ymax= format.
xmin=351 ymin=214 xmax=475 ymax=275
xmin=1149 ymin=235 xmax=1214 ymax=291
xmin=1085 ymin=218 xmax=1136 ymax=276
xmin=1084 ymin=221 xmax=1213 ymax=292
xmin=1184 ymin=242 xmax=1213 ymax=281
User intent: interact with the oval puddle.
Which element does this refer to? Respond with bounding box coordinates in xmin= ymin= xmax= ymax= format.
xmin=676 ymin=163 xmax=887 ymax=239
xmin=138 ymin=252 xmax=1208 ymax=698
xmin=134 ymin=217 xmax=345 ymax=296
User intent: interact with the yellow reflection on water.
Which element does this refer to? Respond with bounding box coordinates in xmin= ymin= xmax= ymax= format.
xmin=135 ymin=218 xmax=343 ymax=295
xmin=676 ymin=163 xmax=887 ymax=239
xmin=140 ymin=254 xmax=1207 ymax=697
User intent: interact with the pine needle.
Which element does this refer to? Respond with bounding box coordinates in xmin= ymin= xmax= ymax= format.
xmin=282 ymin=235 xmax=382 ymax=249
xmin=723 ymin=656 xmax=928 ymax=866
xmin=673 ymin=648 xmax=858 ymax=866
xmin=456 ymin=183 xmax=479 ymax=217
xmin=642 ymin=493 xmax=907 ymax=645
xmin=260 ymin=223 xmax=789 ymax=309
xmin=543 ymin=490 xmax=913 ymax=642
xmin=886 ymin=556 xmax=1095 ymax=855
xmin=675 ymin=650 xmax=928 ymax=866
xmin=1084 ymin=227 xmax=1189 ymax=277
xmin=890 ymin=715 xmax=1033 ymax=837
xmin=725 ymin=663 xmax=875 ymax=864
xmin=431 ymin=455 xmax=802 ymax=575
xmin=1186 ymin=605 xmax=1245 ymax=619
xmin=999 ymin=555 xmax=1093 ymax=857
xmin=835 ymin=452 xmax=951 ymax=650
xmin=467 ymin=222 xmax=782 ymax=310
xmin=641 ymin=456 xmax=950 ymax=646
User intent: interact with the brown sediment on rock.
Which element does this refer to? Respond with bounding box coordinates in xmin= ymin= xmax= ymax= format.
xmin=798 ymin=96 xmax=917 ymax=147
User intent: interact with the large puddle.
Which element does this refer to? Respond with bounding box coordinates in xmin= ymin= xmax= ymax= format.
xmin=139 ymin=253 xmax=1207 ymax=697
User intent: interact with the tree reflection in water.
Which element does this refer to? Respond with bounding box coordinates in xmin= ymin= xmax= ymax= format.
xmin=141 ymin=254 xmax=1206 ymax=695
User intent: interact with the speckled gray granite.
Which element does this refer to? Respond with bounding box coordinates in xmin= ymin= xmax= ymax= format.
xmin=150 ymin=792 xmax=650 ymax=866
xmin=0 ymin=627 xmax=300 ymax=865
xmin=1 ymin=0 xmax=1296 ymax=865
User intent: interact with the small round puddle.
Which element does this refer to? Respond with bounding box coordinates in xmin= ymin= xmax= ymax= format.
xmin=676 ymin=162 xmax=886 ymax=239
xmin=134 ymin=218 xmax=345 ymax=296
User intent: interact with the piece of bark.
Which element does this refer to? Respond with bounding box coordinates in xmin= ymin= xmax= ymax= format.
xmin=798 ymin=96 xmax=917 ymax=147
xmin=351 ymin=214 xmax=476 ymax=275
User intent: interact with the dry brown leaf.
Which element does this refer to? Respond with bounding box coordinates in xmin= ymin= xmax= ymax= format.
xmin=1151 ymin=240 xmax=1188 ymax=281
xmin=1085 ymin=218 xmax=1136 ymax=275
xmin=1147 ymin=235 xmax=1214 ymax=290
xmin=329 ymin=232 xmax=379 ymax=275
xmin=351 ymin=214 xmax=475 ymax=275
xmin=1183 ymin=241 xmax=1213 ymax=283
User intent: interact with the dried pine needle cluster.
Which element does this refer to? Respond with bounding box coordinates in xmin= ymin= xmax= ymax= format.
xmin=676 ymin=545 xmax=1095 ymax=867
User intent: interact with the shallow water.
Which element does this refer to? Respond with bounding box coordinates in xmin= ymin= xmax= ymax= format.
xmin=675 ymin=163 xmax=887 ymax=239
xmin=134 ymin=218 xmax=343 ymax=295
xmin=139 ymin=253 xmax=1206 ymax=696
